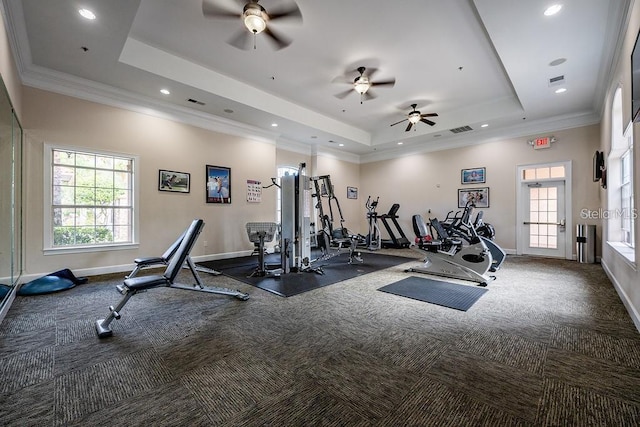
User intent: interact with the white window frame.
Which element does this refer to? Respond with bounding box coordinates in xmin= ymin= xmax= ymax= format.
xmin=276 ymin=166 xmax=298 ymax=223
xmin=43 ymin=144 xmax=139 ymax=254
xmin=619 ymin=145 xmax=634 ymax=247
xmin=606 ymin=86 xmax=635 ymax=263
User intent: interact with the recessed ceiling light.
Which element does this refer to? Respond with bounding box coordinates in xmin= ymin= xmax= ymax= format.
xmin=397 ymin=142 xmax=404 ymax=145
xmin=223 ymin=108 xmax=234 ymax=113
xmin=160 ymin=89 xmax=170 ymax=95
xmin=79 ymin=8 xmax=96 ymax=20
xmin=544 ymin=4 xmax=562 ymax=16
xmin=555 ymin=87 xmax=567 ymax=93
xmin=549 ymin=58 xmax=566 ymax=66
xmin=481 ymin=123 xmax=489 ymax=128
xmin=271 ymin=123 xmax=278 ymax=127
xmin=339 ymin=143 xmax=344 ymax=147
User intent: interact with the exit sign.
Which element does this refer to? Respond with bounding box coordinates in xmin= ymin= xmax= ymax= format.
xmin=529 ymin=136 xmax=556 ymax=150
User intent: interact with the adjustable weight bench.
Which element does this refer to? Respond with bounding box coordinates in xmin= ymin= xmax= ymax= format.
xmin=95 ymin=219 xmax=249 ymax=338
xmin=125 ymin=229 xmax=221 ymax=281
xmin=125 ymin=230 xmax=185 ymax=279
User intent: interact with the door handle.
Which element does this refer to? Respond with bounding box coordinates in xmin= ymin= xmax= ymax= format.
xmin=523 ymin=221 xmax=564 ymax=225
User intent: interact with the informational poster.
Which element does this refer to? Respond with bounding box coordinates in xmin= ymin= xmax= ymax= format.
xmin=246 ymin=179 xmax=262 ymax=203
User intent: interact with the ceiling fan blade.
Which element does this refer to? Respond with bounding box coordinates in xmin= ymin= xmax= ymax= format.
xmin=263 ymin=27 xmax=292 ymax=50
xmin=363 ymin=67 xmax=378 ymax=79
xmin=405 ymin=122 xmax=413 ymax=132
xmin=228 ymin=29 xmax=252 ymax=50
xmin=202 ymin=0 xmax=241 ymax=18
xmin=390 ymin=118 xmax=408 ymax=127
xmin=362 ymin=91 xmax=376 ymax=101
xmin=371 ymin=78 xmax=395 ymax=87
xmin=334 ymin=89 xmax=353 ymax=99
xmin=420 ymin=113 xmax=438 ymax=118
xmin=420 ymin=118 xmax=436 ymax=126
xmin=268 ymin=3 xmax=302 ymax=21
xmin=331 ymin=75 xmax=353 ymax=84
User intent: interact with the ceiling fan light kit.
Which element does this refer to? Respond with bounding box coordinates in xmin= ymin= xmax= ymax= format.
xmin=408 ymin=112 xmax=421 ymax=124
xmin=243 ymin=5 xmax=267 ymax=34
xmin=354 ymin=77 xmax=371 ymax=95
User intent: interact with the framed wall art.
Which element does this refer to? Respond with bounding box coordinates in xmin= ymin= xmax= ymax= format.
xmin=461 ymin=167 xmax=486 ymax=184
xmin=347 ymin=186 xmax=358 ymax=199
xmin=458 ymin=187 xmax=489 ymax=208
xmin=206 ymin=165 xmax=231 ymax=204
xmin=158 ymin=169 xmax=190 ymax=193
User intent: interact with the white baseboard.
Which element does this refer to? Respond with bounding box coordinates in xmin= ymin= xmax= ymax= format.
xmin=16 ymin=250 xmax=255 ymax=285
xmin=601 ymin=258 xmax=640 ymax=333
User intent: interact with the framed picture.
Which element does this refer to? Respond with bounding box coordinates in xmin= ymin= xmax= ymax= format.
xmin=458 ymin=187 xmax=489 ymax=208
xmin=158 ymin=169 xmax=190 ymax=193
xmin=206 ymin=165 xmax=231 ymax=204
xmin=347 ymin=186 xmax=358 ymax=199
xmin=461 ymin=167 xmax=486 ymax=184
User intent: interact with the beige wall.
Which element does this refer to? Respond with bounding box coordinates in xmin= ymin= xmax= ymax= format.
xmin=598 ymin=0 xmax=640 ymax=328
xmin=360 ymin=124 xmax=601 ymax=254
xmin=22 ymin=87 xmax=277 ymax=276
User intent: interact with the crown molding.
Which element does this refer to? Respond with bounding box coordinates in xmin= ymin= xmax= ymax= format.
xmin=360 ymin=110 xmax=600 ymax=163
xmin=20 ymin=64 xmax=282 ymax=144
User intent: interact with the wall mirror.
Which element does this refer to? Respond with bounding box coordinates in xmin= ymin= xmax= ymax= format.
xmin=0 ymin=76 xmax=22 ymax=321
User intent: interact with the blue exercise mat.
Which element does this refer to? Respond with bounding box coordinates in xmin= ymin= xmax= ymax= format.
xmin=0 ymin=284 xmax=10 ymax=298
xmin=18 ymin=269 xmax=88 ymax=296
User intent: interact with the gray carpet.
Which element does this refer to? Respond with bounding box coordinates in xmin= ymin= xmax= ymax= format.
xmin=1 ymin=253 xmax=640 ymax=426
xmin=378 ymin=276 xmax=488 ymax=310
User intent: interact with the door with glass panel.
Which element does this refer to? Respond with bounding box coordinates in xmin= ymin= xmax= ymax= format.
xmin=523 ymin=181 xmax=566 ymax=257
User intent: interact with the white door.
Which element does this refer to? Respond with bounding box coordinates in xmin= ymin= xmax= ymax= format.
xmin=522 ymin=181 xmax=566 ymax=257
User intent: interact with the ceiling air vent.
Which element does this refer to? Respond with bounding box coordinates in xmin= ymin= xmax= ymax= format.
xmin=450 ymin=125 xmax=473 ymax=134
xmin=187 ymin=98 xmax=205 ymax=106
xmin=548 ymin=75 xmax=565 ymax=86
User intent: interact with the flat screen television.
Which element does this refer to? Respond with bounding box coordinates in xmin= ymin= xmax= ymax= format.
xmin=632 ymin=29 xmax=640 ymax=122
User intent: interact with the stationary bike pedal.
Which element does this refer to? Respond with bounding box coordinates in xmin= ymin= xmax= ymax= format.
xmin=109 ymin=306 xmax=121 ymax=319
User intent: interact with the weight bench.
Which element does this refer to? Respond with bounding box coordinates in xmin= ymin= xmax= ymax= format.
xmin=125 ymin=229 xmax=221 ymax=281
xmin=95 ymin=219 xmax=249 ymax=338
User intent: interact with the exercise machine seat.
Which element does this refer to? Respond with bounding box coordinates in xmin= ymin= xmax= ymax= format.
xmin=122 ymin=275 xmax=170 ymax=291
xmin=411 ymin=215 xmax=441 ymax=251
xmin=127 ymin=229 xmax=186 ymax=278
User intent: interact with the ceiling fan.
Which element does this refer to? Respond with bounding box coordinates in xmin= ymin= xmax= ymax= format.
xmin=390 ymin=104 xmax=438 ymax=131
xmin=334 ymin=66 xmax=396 ymax=104
xmin=202 ymin=0 xmax=302 ymax=50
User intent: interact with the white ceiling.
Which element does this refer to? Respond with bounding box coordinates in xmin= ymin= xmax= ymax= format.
xmin=2 ymin=0 xmax=630 ymax=161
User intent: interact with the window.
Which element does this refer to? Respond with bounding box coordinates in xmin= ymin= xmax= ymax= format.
xmin=275 ymin=166 xmax=298 ymax=222
xmin=620 ymin=147 xmax=634 ymax=246
xmin=44 ymin=145 xmax=137 ymax=251
xmin=522 ymin=165 xmax=565 ymax=180
xmin=607 ymin=86 xmax=635 ymax=260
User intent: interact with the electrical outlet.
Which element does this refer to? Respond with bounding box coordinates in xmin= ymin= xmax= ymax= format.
xmin=203 ymin=240 xmax=208 ymax=247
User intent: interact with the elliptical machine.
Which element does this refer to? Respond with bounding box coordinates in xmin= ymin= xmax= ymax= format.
xmin=407 ymin=214 xmax=495 ymax=286
xmin=365 ymin=196 xmax=382 ymax=250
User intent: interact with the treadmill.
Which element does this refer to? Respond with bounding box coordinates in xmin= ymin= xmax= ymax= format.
xmin=379 ymin=203 xmax=411 ymax=248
